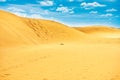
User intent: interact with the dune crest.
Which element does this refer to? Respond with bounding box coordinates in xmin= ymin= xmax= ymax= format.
xmin=0 ymin=10 xmax=86 ymax=46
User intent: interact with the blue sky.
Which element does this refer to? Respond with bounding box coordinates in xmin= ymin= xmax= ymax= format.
xmin=0 ymin=0 xmax=120 ymax=27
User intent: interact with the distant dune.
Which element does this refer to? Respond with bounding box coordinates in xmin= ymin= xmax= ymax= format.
xmin=0 ymin=10 xmax=120 ymax=80
xmin=74 ymin=26 xmax=120 ymax=38
xmin=74 ymin=26 xmax=120 ymax=33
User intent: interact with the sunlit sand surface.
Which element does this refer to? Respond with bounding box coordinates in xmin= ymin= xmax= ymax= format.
xmin=0 ymin=10 xmax=120 ymax=80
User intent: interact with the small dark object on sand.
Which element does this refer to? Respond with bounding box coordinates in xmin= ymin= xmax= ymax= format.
xmin=60 ymin=43 xmax=64 ymax=45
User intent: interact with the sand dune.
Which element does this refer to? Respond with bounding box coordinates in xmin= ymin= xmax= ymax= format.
xmin=74 ymin=26 xmax=120 ymax=43
xmin=0 ymin=10 xmax=86 ymax=46
xmin=74 ymin=26 xmax=120 ymax=38
xmin=0 ymin=10 xmax=120 ymax=80
xmin=74 ymin=26 xmax=120 ymax=33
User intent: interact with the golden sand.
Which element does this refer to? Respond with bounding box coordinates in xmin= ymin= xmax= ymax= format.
xmin=0 ymin=10 xmax=120 ymax=80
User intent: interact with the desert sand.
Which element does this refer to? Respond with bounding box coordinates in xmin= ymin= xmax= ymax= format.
xmin=0 ymin=10 xmax=120 ymax=80
xmin=74 ymin=26 xmax=120 ymax=38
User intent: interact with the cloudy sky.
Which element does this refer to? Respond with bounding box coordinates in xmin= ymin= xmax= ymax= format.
xmin=0 ymin=0 xmax=119 ymax=27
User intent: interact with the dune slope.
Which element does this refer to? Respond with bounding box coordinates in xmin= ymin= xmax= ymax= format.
xmin=0 ymin=10 xmax=86 ymax=46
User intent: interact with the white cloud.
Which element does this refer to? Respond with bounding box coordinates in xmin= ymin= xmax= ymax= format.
xmin=6 ymin=7 xmax=27 ymax=17
xmin=39 ymin=0 xmax=53 ymax=6
xmin=56 ymin=7 xmax=69 ymax=13
xmin=69 ymin=0 xmax=74 ymax=2
xmin=13 ymin=12 xmax=43 ymax=19
xmin=106 ymin=8 xmax=117 ymax=12
xmin=89 ymin=11 xmax=98 ymax=14
xmin=0 ymin=0 xmax=6 ymax=2
xmin=56 ymin=6 xmax=74 ymax=13
xmin=80 ymin=2 xmax=106 ymax=9
xmin=69 ymin=0 xmax=84 ymax=2
xmin=100 ymin=13 xmax=113 ymax=17
xmin=2 ymin=4 xmax=54 ymax=19
xmin=13 ymin=12 xmax=27 ymax=17
xmin=30 ymin=14 xmax=43 ymax=19
xmin=7 ymin=7 xmax=25 ymax=12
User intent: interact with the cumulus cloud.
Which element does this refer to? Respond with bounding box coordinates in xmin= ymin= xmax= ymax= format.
xmin=56 ymin=7 xmax=69 ymax=13
xmin=106 ymin=8 xmax=117 ymax=12
xmin=0 ymin=0 xmax=6 ymax=2
xmin=81 ymin=2 xmax=106 ymax=9
xmin=56 ymin=6 xmax=74 ymax=13
xmin=89 ymin=11 xmax=98 ymax=14
xmin=100 ymin=13 xmax=113 ymax=17
xmin=39 ymin=0 xmax=53 ymax=6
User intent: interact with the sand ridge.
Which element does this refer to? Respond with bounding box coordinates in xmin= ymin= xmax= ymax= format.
xmin=0 ymin=10 xmax=87 ymax=47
